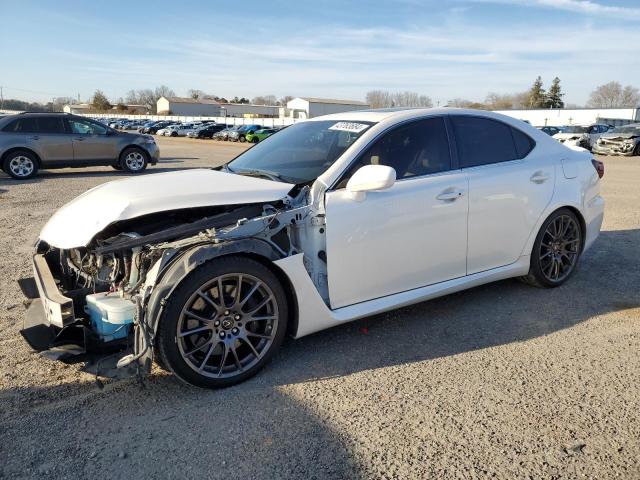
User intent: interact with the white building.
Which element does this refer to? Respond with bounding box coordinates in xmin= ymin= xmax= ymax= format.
xmin=284 ymin=97 xmax=368 ymax=119
xmin=63 ymin=104 xmax=92 ymax=114
xmin=219 ymin=103 xmax=279 ymax=118
xmin=157 ymin=97 xmax=221 ymax=116
xmin=496 ymin=107 xmax=640 ymax=127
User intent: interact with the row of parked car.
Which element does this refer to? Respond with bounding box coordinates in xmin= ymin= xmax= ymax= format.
xmin=90 ymin=117 xmax=286 ymax=144
xmin=536 ymin=123 xmax=640 ymax=156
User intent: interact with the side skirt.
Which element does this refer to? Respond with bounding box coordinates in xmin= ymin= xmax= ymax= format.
xmin=274 ymin=254 xmax=531 ymax=338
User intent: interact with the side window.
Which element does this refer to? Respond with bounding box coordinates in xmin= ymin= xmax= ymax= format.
xmin=68 ymin=118 xmax=107 ymax=135
xmin=1 ymin=119 xmax=19 ymax=132
xmin=512 ymin=127 xmax=535 ymax=158
xmin=336 ymin=117 xmax=451 ymax=188
xmin=37 ymin=117 xmax=65 ymax=134
xmin=451 ymin=116 xmax=533 ymax=168
xmin=16 ymin=118 xmax=39 ymax=133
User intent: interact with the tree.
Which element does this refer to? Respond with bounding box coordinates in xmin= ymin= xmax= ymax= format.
xmin=91 ymin=90 xmax=112 ymax=111
xmin=546 ymin=77 xmax=564 ymax=108
xmin=279 ymin=95 xmax=294 ymax=106
xmin=365 ymin=90 xmax=432 ymax=108
xmin=485 ymin=92 xmax=513 ymax=110
xmin=251 ymin=95 xmax=278 ymax=105
xmin=587 ymin=82 xmax=640 ymax=108
xmin=447 ymin=98 xmax=486 ymax=109
xmin=188 ymin=89 xmax=207 ymax=99
xmin=527 ymin=76 xmax=546 ymax=109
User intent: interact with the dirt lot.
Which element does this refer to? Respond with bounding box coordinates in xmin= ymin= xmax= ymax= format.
xmin=0 ymin=136 xmax=638 ymax=479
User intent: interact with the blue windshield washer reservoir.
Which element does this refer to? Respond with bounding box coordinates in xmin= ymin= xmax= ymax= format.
xmin=85 ymin=292 xmax=135 ymax=342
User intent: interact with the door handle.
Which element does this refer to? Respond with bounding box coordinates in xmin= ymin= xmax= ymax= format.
xmin=74 ymin=137 xmax=85 ymax=141
xmin=530 ymin=171 xmax=549 ymax=183
xmin=436 ymin=190 xmax=465 ymax=201
xmin=29 ymin=135 xmax=40 ymax=140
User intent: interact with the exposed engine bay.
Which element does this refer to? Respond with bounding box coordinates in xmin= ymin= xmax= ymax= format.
xmin=21 ymin=184 xmax=329 ymax=380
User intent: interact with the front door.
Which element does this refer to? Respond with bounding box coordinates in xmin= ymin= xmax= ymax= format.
xmin=66 ymin=118 xmax=118 ymax=163
xmin=324 ymin=117 xmax=468 ymax=309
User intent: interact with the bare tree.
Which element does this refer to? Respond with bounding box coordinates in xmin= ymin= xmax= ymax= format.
xmin=251 ymin=95 xmax=278 ymax=105
xmin=278 ymin=95 xmax=294 ymax=106
xmin=447 ymin=98 xmax=486 ymax=109
xmin=366 ymin=90 xmax=432 ymax=108
xmin=485 ymin=92 xmax=513 ymax=110
xmin=588 ymin=81 xmax=640 ymax=108
xmin=188 ymin=89 xmax=207 ymax=99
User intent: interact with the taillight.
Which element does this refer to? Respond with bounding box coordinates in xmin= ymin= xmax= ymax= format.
xmin=591 ymin=159 xmax=604 ymax=179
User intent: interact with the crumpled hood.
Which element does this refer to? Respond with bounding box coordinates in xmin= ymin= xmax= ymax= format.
xmin=40 ymin=169 xmax=294 ymax=248
xmin=554 ymin=132 xmax=587 ymax=140
xmin=598 ymin=132 xmax=638 ymax=141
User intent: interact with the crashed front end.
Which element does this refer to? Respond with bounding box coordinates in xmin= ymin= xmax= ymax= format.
xmin=556 ymin=134 xmax=591 ymax=150
xmin=18 ymin=169 xmax=316 ymax=379
xmin=592 ymin=135 xmax=639 ymax=156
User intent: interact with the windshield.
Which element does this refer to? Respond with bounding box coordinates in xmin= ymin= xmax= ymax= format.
xmin=610 ymin=125 xmax=640 ymax=135
xmin=562 ymin=126 xmax=590 ymax=134
xmin=227 ymin=120 xmax=374 ymax=183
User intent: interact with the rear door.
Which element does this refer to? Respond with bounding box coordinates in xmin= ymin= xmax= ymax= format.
xmin=17 ymin=116 xmax=74 ymax=165
xmin=66 ymin=117 xmax=118 ymax=163
xmin=450 ymin=115 xmax=555 ymax=274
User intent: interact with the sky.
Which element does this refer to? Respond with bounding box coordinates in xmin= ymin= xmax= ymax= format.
xmin=1 ymin=0 xmax=639 ymax=106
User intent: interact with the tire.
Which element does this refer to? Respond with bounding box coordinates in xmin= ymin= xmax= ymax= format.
xmin=171 ymin=132 xmax=178 ymax=137
xmin=119 ymin=147 xmax=148 ymax=173
xmin=252 ymin=137 xmax=259 ymax=143
xmin=520 ymin=208 xmax=583 ymax=288
xmin=239 ymin=135 xmax=246 ymax=143
xmin=2 ymin=150 xmax=39 ymax=180
xmin=634 ymin=143 xmax=640 ymax=156
xmin=155 ymin=256 xmax=288 ymax=388
xmin=111 ymin=164 xmax=123 ymax=171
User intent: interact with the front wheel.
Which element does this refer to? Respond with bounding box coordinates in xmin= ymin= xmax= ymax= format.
xmin=156 ymin=256 xmax=289 ymax=388
xmin=520 ymin=208 xmax=583 ymax=288
xmin=119 ymin=147 xmax=148 ymax=173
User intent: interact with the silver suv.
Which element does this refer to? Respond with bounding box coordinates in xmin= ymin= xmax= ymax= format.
xmin=0 ymin=113 xmax=160 ymax=179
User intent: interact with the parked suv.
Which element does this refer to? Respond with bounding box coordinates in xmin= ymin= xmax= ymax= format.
xmin=0 ymin=113 xmax=159 ymax=179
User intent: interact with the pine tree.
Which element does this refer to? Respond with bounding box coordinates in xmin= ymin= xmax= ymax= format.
xmin=546 ymin=77 xmax=564 ymax=108
xmin=527 ymin=76 xmax=546 ymax=109
xmin=91 ymin=90 xmax=112 ymax=111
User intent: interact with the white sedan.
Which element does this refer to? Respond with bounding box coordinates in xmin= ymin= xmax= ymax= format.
xmin=21 ymin=108 xmax=605 ymax=388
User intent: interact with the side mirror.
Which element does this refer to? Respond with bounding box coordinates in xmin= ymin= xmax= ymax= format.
xmin=346 ymin=164 xmax=396 ymax=199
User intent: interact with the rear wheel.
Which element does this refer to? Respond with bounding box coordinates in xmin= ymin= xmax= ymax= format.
xmin=119 ymin=147 xmax=148 ymax=173
xmin=520 ymin=208 xmax=583 ymax=288
xmin=3 ymin=150 xmax=39 ymax=180
xmin=156 ymin=256 xmax=288 ymax=388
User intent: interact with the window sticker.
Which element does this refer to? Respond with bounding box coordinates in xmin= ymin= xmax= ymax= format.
xmin=328 ymin=122 xmax=369 ymax=133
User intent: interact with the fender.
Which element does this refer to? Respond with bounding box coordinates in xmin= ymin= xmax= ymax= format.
xmin=145 ymin=238 xmax=282 ymax=336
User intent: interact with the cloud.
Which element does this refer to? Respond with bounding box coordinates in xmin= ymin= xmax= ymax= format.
xmin=476 ymin=0 xmax=640 ymax=19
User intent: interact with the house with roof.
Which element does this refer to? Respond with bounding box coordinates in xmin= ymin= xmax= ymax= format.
xmin=156 ymin=96 xmax=221 ymax=116
xmin=283 ymin=97 xmax=368 ymax=119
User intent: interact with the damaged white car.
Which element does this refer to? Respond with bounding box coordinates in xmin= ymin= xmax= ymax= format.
xmin=20 ymin=108 xmax=605 ymax=388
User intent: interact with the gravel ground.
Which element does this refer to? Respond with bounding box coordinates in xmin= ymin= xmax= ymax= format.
xmin=0 ymin=137 xmax=638 ymax=479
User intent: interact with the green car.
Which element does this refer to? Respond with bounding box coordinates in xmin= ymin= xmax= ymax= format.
xmin=245 ymin=128 xmax=278 ymax=143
